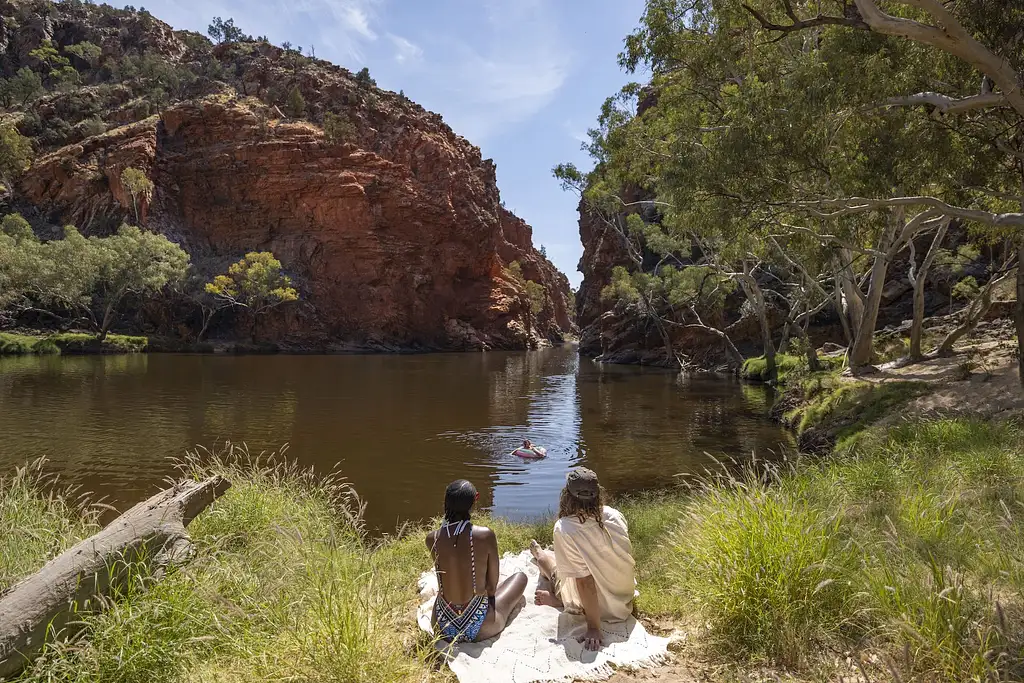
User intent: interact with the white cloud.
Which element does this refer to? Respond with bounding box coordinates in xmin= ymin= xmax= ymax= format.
xmin=432 ymin=2 xmax=571 ymax=141
xmin=388 ymin=33 xmax=423 ymax=64
xmin=564 ymin=121 xmax=590 ymax=146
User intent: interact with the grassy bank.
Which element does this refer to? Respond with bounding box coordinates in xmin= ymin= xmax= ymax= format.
xmin=0 ymin=332 xmax=148 ymax=355
xmin=4 ymin=415 xmax=1024 ymax=682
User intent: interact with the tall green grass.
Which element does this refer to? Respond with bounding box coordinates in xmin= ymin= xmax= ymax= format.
xmin=655 ymin=419 xmax=1024 ymax=680
xmin=9 ymin=447 xmax=431 ymax=683
xmin=0 ymin=459 xmax=98 ymax=591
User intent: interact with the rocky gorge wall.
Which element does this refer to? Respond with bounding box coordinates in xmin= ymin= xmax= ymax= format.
xmin=3 ymin=0 xmax=573 ymax=350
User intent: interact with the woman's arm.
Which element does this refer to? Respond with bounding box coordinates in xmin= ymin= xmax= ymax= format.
xmin=485 ymin=528 xmax=499 ymax=599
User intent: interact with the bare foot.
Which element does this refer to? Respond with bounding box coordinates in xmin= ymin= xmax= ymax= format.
xmin=529 ymin=539 xmax=542 ymax=561
xmin=534 ymin=589 xmax=563 ymax=609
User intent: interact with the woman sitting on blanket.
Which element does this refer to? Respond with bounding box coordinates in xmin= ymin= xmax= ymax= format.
xmin=529 ymin=467 xmax=637 ymax=652
xmin=426 ymin=480 xmax=528 ymax=643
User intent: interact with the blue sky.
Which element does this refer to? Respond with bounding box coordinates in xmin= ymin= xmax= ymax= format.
xmin=141 ymin=0 xmax=646 ymax=288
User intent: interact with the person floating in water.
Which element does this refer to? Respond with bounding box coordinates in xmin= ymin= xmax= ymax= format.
xmin=426 ymin=480 xmax=527 ymax=643
xmin=513 ymin=439 xmax=547 ymax=459
xmin=529 ymin=467 xmax=637 ymax=651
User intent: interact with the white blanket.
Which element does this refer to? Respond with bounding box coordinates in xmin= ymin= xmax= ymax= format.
xmin=417 ymin=550 xmax=669 ymax=683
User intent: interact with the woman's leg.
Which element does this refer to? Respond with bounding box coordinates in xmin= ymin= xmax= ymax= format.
xmin=529 ymin=540 xmax=563 ymax=609
xmin=529 ymin=540 xmax=556 ymax=581
xmin=475 ymin=572 xmax=527 ymax=641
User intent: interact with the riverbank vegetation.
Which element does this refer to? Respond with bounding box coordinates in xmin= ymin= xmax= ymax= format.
xmin=0 ymin=209 xmax=299 ymax=347
xmin=557 ymin=0 xmax=1024 ymax=385
xmin=4 ymin=407 xmax=1023 ymax=682
xmin=0 ymin=331 xmax=147 ymax=355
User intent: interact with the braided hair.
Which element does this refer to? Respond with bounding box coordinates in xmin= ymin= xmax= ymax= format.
xmin=443 ymin=479 xmax=477 ymax=524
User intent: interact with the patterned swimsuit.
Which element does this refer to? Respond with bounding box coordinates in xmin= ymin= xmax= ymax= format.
xmin=434 ymin=520 xmax=489 ymax=643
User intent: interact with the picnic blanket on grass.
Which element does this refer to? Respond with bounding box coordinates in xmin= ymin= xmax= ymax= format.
xmin=417 ymin=549 xmax=669 ymax=683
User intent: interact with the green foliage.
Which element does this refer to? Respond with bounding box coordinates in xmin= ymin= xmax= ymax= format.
xmin=207 ymin=16 xmax=246 ymax=43
xmin=120 ymin=167 xmax=153 ymax=223
xmin=50 ymin=332 xmax=148 ymax=353
xmin=561 ymin=0 xmax=1024 ymax=370
xmin=506 ymin=260 xmax=524 ymax=283
xmin=0 ymin=332 xmax=44 ymax=355
xmin=1 ymin=213 xmax=34 ymax=242
xmin=0 ymin=125 xmax=33 ymax=180
xmin=0 ymin=459 xmax=98 ymax=591
xmin=787 ymin=377 xmax=930 ymax=448
xmin=0 ymin=67 xmax=43 ymax=107
xmin=111 ymin=53 xmax=198 ymax=102
xmin=65 ymin=41 xmax=103 ymax=68
xmin=29 ymin=40 xmax=78 ymax=87
xmin=741 ymin=353 xmax=803 ymax=382
xmin=661 ymin=417 xmax=1024 ymax=678
xmin=323 ymin=111 xmax=356 ymax=143
xmin=6 ymin=447 xmax=425 ymax=682
xmin=952 ymin=275 xmax=980 ymax=302
xmin=284 ymin=85 xmax=305 ymax=118
xmin=76 ymin=116 xmax=107 ymax=138
xmin=524 ymin=280 xmax=546 ymax=315
xmin=205 ymin=251 xmax=299 ymax=315
xmin=0 ymin=223 xmax=188 ymax=335
xmin=354 ymin=67 xmax=376 ymax=88
xmin=91 ymin=225 xmax=189 ymax=332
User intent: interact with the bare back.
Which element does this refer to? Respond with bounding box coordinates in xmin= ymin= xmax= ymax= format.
xmin=426 ymin=524 xmax=497 ymax=605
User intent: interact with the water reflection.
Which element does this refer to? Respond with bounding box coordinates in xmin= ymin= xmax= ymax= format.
xmin=0 ymin=348 xmax=792 ymax=530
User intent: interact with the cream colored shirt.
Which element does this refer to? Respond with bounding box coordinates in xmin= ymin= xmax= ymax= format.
xmin=552 ymin=505 xmax=637 ymax=622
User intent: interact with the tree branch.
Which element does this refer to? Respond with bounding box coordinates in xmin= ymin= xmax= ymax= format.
xmin=853 ymin=0 xmax=1024 ymax=118
xmin=741 ymin=3 xmax=868 ymax=33
xmin=878 ymin=91 xmax=1009 ymax=117
xmin=789 ymin=196 xmax=1024 ymax=227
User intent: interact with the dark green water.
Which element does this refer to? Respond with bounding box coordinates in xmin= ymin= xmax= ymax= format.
xmin=0 ymin=347 xmax=791 ymax=530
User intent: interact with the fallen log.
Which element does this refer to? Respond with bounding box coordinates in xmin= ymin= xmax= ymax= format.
xmin=0 ymin=476 xmax=230 ymax=679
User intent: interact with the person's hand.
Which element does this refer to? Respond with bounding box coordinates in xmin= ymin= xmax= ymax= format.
xmin=577 ymin=627 xmax=602 ymax=651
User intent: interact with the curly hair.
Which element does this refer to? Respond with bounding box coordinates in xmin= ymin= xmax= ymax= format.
xmin=558 ymin=486 xmax=605 ymax=529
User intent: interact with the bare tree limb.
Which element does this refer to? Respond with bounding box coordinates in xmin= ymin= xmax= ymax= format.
xmin=788 ymin=196 xmax=1024 ymax=227
xmin=741 ymin=2 xmax=868 ymax=33
xmin=878 ymin=91 xmax=1009 ymax=116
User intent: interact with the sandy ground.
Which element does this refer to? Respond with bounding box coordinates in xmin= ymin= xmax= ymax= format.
xmin=873 ymin=338 xmax=1024 ymax=421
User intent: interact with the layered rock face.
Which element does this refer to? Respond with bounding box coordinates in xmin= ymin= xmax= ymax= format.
xmin=7 ymin=1 xmax=572 ymax=349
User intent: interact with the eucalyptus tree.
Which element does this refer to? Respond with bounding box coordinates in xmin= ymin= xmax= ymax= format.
xmin=562 ymin=0 xmax=1022 ymax=377
xmin=734 ymin=0 xmax=1024 ymax=380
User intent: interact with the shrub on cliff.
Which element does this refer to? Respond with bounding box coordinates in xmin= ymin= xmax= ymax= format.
xmin=525 ymin=280 xmax=546 ymax=315
xmin=0 ymin=125 xmax=33 ymax=183
xmin=207 ymin=16 xmax=247 ymax=44
xmin=120 ymin=167 xmax=154 ymax=224
xmin=0 ymin=67 xmax=43 ymax=107
xmin=205 ymin=251 xmax=299 ymax=340
xmin=323 ymin=111 xmax=356 ymax=143
xmin=354 ymin=67 xmax=375 ymax=88
xmin=284 ymin=86 xmax=306 ymax=118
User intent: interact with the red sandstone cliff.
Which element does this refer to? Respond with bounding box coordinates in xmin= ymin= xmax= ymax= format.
xmin=6 ymin=2 xmax=572 ymax=349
